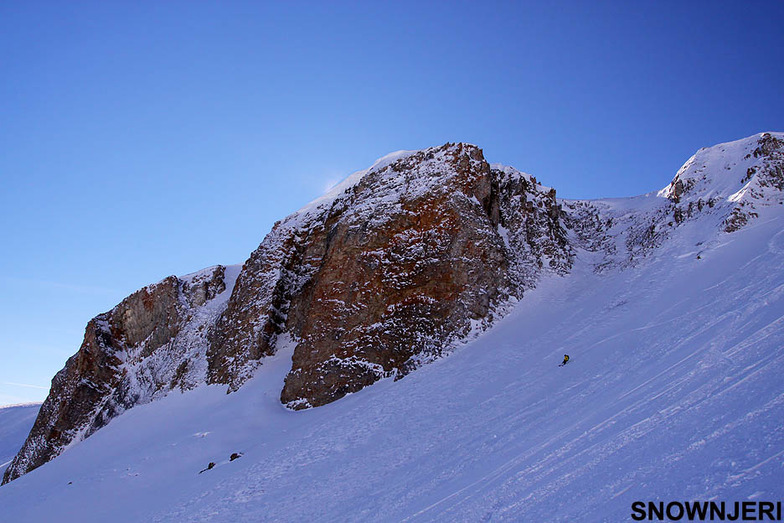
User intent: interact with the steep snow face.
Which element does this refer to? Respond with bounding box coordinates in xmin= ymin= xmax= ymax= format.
xmin=659 ymin=132 xmax=784 ymax=202
xmin=0 ymin=404 xmax=39 ymax=476
xmin=0 ymin=188 xmax=781 ymax=522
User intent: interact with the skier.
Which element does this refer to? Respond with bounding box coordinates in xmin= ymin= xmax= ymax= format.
xmin=560 ymin=354 xmax=570 ymax=366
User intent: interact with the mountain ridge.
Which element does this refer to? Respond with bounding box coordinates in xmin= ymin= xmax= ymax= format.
xmin=3 ymin=131 xmax=782 ymax=485
xmin=1 ymin=159 xmax=781 ymax=521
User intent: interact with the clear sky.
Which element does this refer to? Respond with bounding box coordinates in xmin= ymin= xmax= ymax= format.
xmin=1 ymin=1 xmax=782 ymax=406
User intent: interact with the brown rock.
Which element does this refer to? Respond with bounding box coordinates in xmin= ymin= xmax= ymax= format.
xmin=2 ymin=266 xmax=230 ymax=484
xmin=208 ymin=143 xmax=572 ymax=409
xmin=4 ymin=143 xmax=574 ymax=482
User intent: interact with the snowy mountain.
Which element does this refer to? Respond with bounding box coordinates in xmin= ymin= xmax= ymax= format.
xmin=5 ymin=141 xmax=572 ymax=484
xmin=0 ymin=132 xmax=782 ymax=521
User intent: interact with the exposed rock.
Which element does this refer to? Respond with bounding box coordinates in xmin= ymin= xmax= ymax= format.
xmin=3 ymin=265 xmax=236 ymax=484
xmin=6 ymin=132 xmax=783 ymax=484
xmin=752 ymin=132 xmax=784 ymax=159
xmin=671 ymin=179 xmax=684 ymax=203
xmin=209 ymin=143 xmax=572 ymax=409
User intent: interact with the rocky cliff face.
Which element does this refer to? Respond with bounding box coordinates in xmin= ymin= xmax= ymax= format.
xmin=3 ymin=142 xmax=570 ymax=483
xmin=3 ymin=265 xmax=239 ymax=484
xmin=208 ymin=143 xmax=571 ymax=408
xmin=5 ymin=133 xmax=783 ymax=484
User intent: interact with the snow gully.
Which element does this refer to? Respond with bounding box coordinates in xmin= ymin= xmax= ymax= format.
xmin=631 ymin=501 xmax=782 ymax=521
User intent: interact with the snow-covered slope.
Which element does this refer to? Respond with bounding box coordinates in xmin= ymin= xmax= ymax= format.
xmin=0 ymin=404 xmax=39 ymax=476
xmin=659 ymin=132 xmax=784 ymax=232
xmin=1 ymin=134 xmax=783 ymax=521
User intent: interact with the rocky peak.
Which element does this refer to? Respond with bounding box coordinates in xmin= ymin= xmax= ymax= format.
xmin=208 ymin=142 xmax=571 ymax=408
xmin=560 ymin=132 xmax=784 ymax=273
xmin=659 ymin=132 xmax=784 ymax=231
xmin=5 ymin=141 xmax=574 ymax=484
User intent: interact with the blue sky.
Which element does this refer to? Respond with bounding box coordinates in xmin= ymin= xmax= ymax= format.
xmin=1 ymin=1 xmax=782 ymax=406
